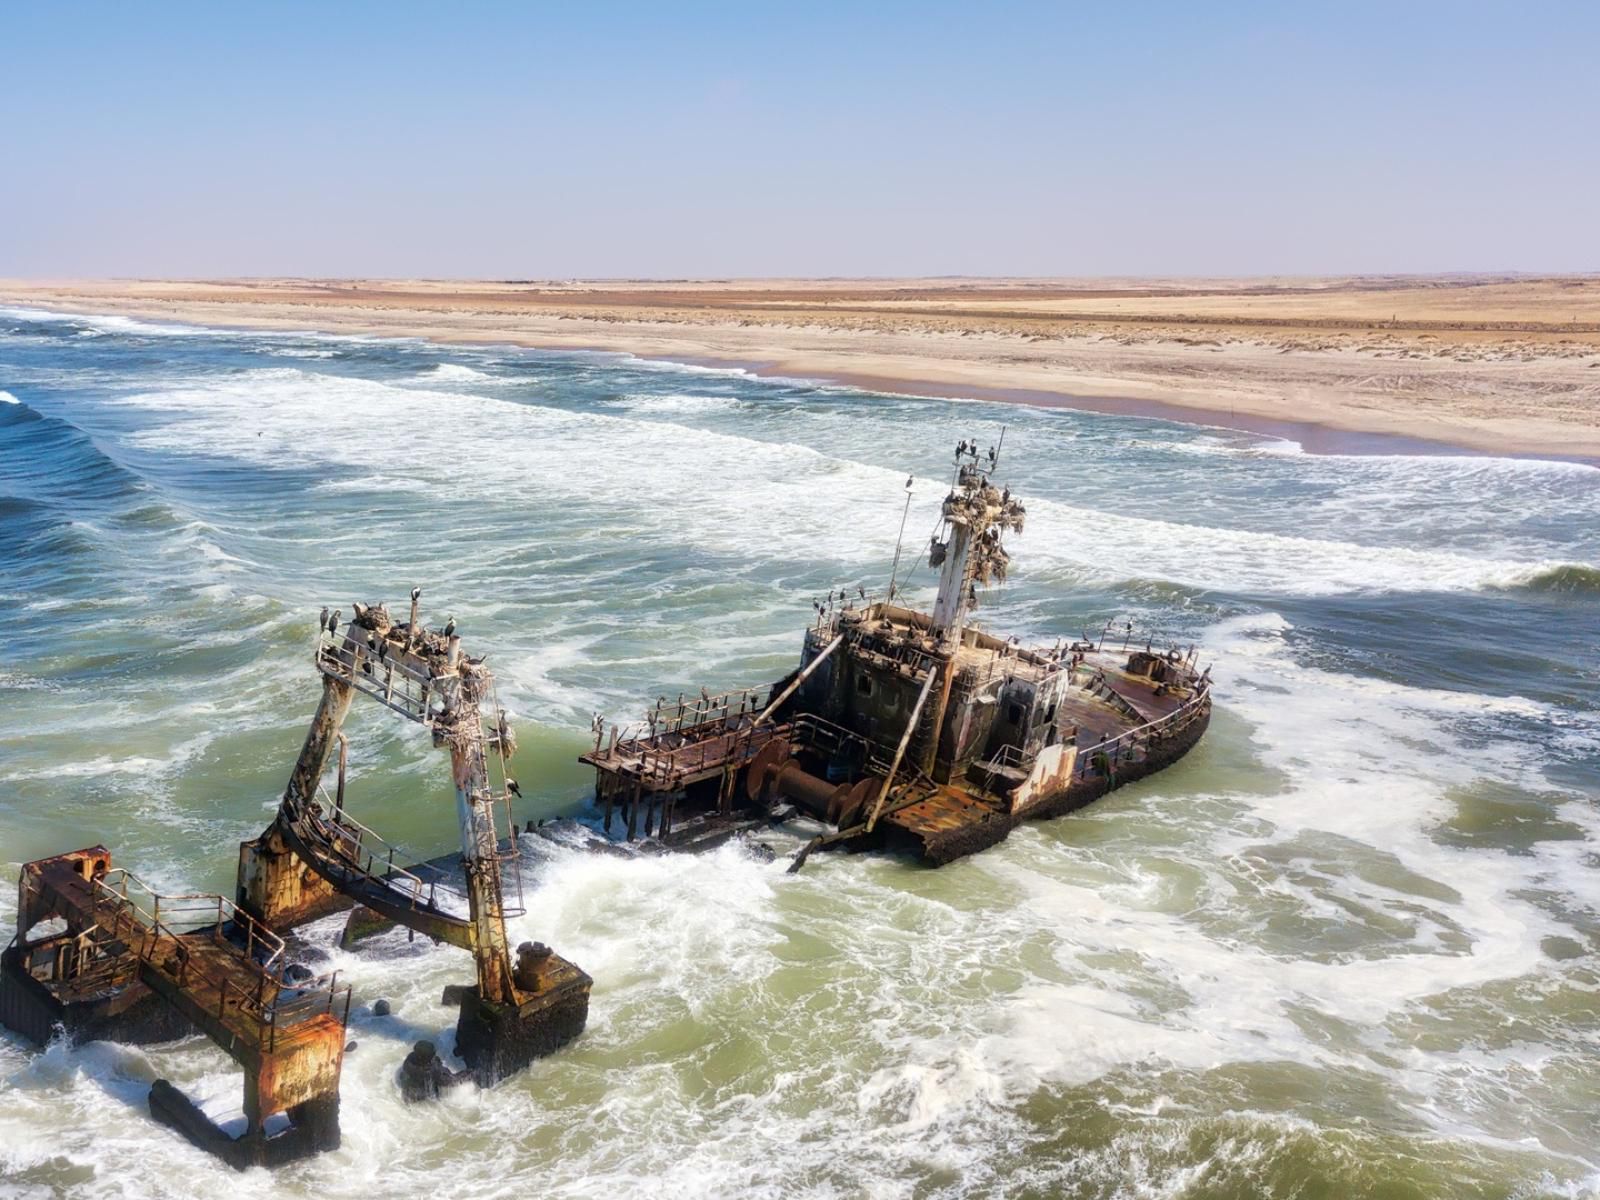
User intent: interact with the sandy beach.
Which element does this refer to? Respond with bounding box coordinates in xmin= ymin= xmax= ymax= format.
xmin=3 ymin=275 xmax=1598 ymax=460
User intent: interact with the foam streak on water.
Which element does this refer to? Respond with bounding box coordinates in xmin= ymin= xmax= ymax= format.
xmin=1 ymin=308 xmax=1597 ymax=1199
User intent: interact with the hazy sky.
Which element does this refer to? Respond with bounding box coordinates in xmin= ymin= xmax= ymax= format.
xmin=3 ymin=1 xmax=1596 ymax=278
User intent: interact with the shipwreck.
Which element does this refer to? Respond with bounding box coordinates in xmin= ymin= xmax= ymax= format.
xmin=583 ymin=439 xmax=1213 ymax=868
xmin=0 ymin=440 xmax=1213 ymax=1168
xmin=0 ymin=595 xmax=588 ymax=1167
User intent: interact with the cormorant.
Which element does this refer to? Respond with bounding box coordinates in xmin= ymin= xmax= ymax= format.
xmin=328 ymin=610 xmax=340 ymax=639
xmin=320 ymin=606 xmax=330 ymax=633
xmin=507 ymin=779 xmax=523 ymax=799
xmin=443 ymin=617 xmax=457 ymax=638
xmin=411 ymin=586 xmax=422 ymax=603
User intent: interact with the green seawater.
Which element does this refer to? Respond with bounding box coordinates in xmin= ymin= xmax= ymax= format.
xmin=1 ymin=308 xmax=1597 ymax=1199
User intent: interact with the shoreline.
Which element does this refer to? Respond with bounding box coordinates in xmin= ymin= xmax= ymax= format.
xmin=679 ymin=356 xmax=1583 ymax=462
xmin=3 ymin=279 xmax=1597 ymax=466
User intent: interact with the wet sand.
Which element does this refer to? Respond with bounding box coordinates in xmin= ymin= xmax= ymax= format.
xmin=2 ymin=276 xmax=1597 ymax=461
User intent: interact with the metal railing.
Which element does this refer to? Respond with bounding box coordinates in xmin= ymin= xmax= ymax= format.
xmin=980 ymin=741 xmax=1030 ymax=772
xmin=634 ymin=717 xmax=779 ymax=787
xmin=317 ymin=638 xmax=461 ymax=726
xmin=93 ymin=868 xmax=287 ymax=973
xmin=1075 ymin=687 xmax=1210 ymax=777
xmin=975 ymin=741 xmax=1033 ymax=795
xmin=1087 ymin=618 xmax=1203 ymax=669
xmin=810 ymin=589 xmax=889 ymax=639
xmin=89 ymin=869 xmax=352 ymax=1050
xmin=304 ymin=787 xmax=471 ymax=913
xmin=605 ymin=684 xmax=776 ymax=749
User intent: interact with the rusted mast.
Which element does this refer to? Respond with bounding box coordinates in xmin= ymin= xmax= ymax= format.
xmin=921 ymin=438 xmax=1026 ymax=775
xmin=435 ymin=636 xmax=517 ymax=1006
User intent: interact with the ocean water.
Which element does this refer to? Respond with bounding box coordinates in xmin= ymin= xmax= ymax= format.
xmin=0 ymin=306 xmax=1597 ymax=1199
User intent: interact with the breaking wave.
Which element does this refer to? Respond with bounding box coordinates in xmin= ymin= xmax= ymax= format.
xmin=1500 ymin=562 xmax=1600 ymax=595
xmin=0 ymin=305 xmax=212 ymax=338
xmin=606 ymin=392 xmax=745 ymax=415
xmin=418 ymin=362 xmax=494 ymax=382
xmin=95 ymin=364 xmax=1593 ymax=603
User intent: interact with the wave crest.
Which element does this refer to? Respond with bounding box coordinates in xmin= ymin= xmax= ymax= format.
xmin=1502 ymin=562 xmax=1600 ymax=595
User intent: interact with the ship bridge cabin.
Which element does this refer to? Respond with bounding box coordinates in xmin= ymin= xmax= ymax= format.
xmin=793 ymin=601 xmax=1075 ymax=790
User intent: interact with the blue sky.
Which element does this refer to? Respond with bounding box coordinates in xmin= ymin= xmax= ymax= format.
xmin=2 ymin=1 xmax=1596 ymax=277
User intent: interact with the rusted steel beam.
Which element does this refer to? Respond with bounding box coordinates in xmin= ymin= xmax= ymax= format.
xmin=752 ymin=634 xmax=843 ymax=727
xmin=865 ymin=667 xmax=938 ymax=832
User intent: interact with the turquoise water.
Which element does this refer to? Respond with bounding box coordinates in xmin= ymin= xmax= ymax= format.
xmin=1 ymin=307 xmax=1597 ymax=1198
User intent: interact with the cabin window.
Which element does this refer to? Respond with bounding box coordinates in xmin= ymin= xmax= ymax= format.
xmin=857 ymin=675 xmax=873 ymax=697
xmin=1007 ymin=702 xmax=1024 ymax=725
xmin=1044 ymin=702 xmax=1057 ymax=725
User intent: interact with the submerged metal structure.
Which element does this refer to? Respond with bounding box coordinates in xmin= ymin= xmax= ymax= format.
xmin=584 ymin=441 xmax=1212 ymax=866
xmin=1 ymin=597 xmax=588 ymax=1168
xmin=1 ymin=847 xmax=351 ymax=1168
xmin=240 ymin=598 xmax=589 ymax=1081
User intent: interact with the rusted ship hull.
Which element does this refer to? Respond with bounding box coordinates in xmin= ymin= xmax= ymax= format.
xmin=877 ymin=699 xmax=1211 ymax=865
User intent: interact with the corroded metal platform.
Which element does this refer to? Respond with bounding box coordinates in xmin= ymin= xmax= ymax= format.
xmin=3 ymin=847 xmax=350 ymax=1168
